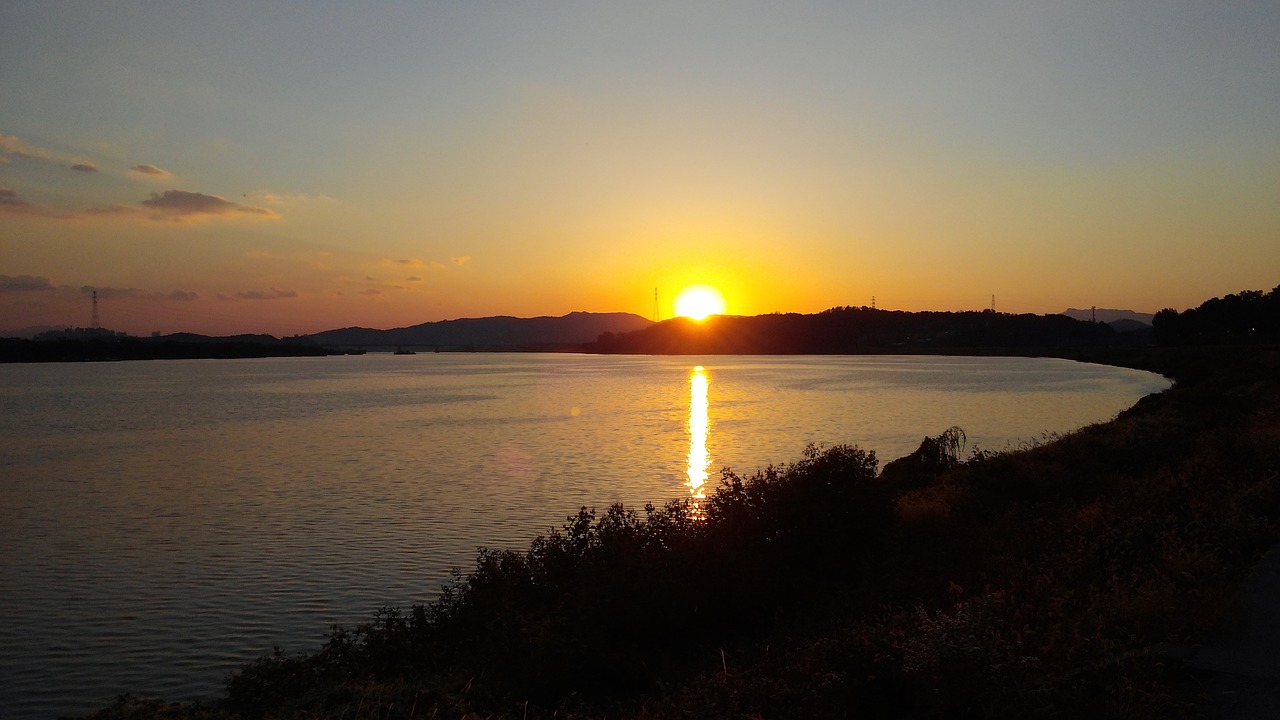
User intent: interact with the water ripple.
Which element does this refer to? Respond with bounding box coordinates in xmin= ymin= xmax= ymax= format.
xmin=0 ymin=354 xmax=1169 ymax=719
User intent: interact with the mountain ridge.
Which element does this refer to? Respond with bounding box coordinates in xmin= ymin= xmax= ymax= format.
xmin=1061 ymin=307 xmax=1154 ymax=325
xmin=305 ymin=311 xmax=653 ymax=349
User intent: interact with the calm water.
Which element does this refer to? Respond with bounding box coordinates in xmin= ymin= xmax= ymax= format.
xmin=0 ymin=353 xmax=1169 ymax=719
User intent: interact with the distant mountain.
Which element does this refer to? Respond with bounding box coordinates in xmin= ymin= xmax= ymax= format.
xmin=307 ymin=311 xmax=653 ymax=349
xmin=152 ymin=332 xmax=294 ymax=344
xmin=1106 ymin=319 xmax=1154 ymax=334
xmin=1061 ymin=308 xmax=1154 ymax=326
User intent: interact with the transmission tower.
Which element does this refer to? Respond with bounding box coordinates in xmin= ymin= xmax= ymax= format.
xmin=871 ymin=295 xmax=876 ymax=309
xmin=991 ymin=294 xmax=996 ymax=312
xmin=653 ymin=288 xmax=660 ymax=322
xmin=90 ymin=290 xmax=101 ymax=329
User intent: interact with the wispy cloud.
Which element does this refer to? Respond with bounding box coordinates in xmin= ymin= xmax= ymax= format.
xmin=261 ymin=191 xmax=334 ymax=205
xmin=218 ymin=288 xmax=298 ymax=301
xmin=140 ymin=190 xmax=277 ymax=221
xmin=389 ymin=258 xmax=424 ymax=267
xmin=406 ymin=276 xmax=423 ymax=282
xmin=84 ymin=204 xmax=142 ymax=217
xmin=0 ymin=274 xmax=57 ymax=293
xmin=0 ymin=187 xmax=33 ymax=210
xmin=0 ymin=132 xmax=53 ymax=160
xmin=128 ymin=163 xmax=173 ymax=179
xmin=80 ymin=285 xmax=198 ymax=301
xmin=451 ymin=255 xmax=471 ymax=266
xmin=2 ymin=133 xmax=106 ymax=175
xmin=156 ymin=289 xmax=199 ymax=301
xmin=1 ymin=132 xmax=99 ymax=173
xmin=360 ymin=288 xmax=382 ymax=296
xmin=5 ymin=184 xmax=276 ymax=223
xmin=0 ymin=187 xmax=70 ymax=218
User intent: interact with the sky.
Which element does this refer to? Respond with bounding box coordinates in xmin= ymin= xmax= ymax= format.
xmin=2 ymin=1 xmax=1278 ymax=336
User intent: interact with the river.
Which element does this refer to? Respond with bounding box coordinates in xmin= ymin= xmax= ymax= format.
xmin=0 ymin=353 xmax=1169 ymax=719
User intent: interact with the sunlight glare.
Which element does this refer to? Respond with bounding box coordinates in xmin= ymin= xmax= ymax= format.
xmin=673 ymin=284 xmax=727 ymax=321
xmin=686 ymin=365 xmax=710 ymax=500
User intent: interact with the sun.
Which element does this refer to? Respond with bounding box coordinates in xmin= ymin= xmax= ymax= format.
xmin=673 ymin=284 xmax=727 ymax=321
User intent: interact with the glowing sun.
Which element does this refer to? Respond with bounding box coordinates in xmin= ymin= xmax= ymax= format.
xmin=673 ymin=284 xmax=727 ymax=321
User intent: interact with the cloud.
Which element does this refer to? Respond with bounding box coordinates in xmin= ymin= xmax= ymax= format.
xmin=2 ymin=186 xmax=275 ymax=223
xmin=0 ymin=187 xmax=69 ymax=218
xmin=360 ymin=288 xmax=382 ymax=296
xmin=261 ymin=191 xmax=334 ymax=205
xmin=78 ymin=285 xmax=200 ymax=301
xmin=0 ymin=187 xmax=32 ymax=209
xmin=139 ymin=190 xmax=277 ymax=221
xmin=70 ymin=161 xmax=98 ymax=173
xmin=85 ymin=204 xmax=142 ymax=217
xmin=128 ymin=163 xmax=172 ymax=179
xmin=152 ymin=289 xmax=199 ymax=301
xmin=451 ymin=255 xmax=471 ymax=266
xmin=0 ymin=274 xmax=56 ymax=293
xmin=383 ymin=258 xmax=426 ymax=269
xmin=406 ymin=276 xmax=422 ymax=282
xmin=0 ymin=132 xmax=52 ymax=160
xmin=81 ymin=285 xmax=134 ymax=299
xmin=224 ymin=288 xmax=298 ymax=300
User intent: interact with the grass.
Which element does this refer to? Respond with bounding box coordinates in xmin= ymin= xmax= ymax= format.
xmin=82 ymin=347 xmax=1280 ymax=719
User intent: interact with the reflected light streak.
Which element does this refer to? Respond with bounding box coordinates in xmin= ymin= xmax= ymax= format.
xmin=686 ymin=365 xmax=710 ymax=500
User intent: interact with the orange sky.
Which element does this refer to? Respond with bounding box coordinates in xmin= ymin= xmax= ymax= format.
xmin=3 ymin=3 xmax=1278 ymax=336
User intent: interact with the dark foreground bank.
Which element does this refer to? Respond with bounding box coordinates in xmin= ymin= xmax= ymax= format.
xmin=81 ymin=346 xmax=1280 ymax=719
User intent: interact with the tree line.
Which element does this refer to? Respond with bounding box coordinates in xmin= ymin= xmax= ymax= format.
xmin=1153 ymin=285 xmax=1280 ymax=346
xmin=590 ymin=307 xmax=1118 ymax=354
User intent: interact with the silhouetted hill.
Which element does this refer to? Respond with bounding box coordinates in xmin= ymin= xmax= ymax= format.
xmin=1062 ymin=307 xmax=1154 ymax=325
xmin=588 ymin=308 xmax=1117 ymax=354
xmin=1107 ymin=318 xmax=1153 ymax=334
xmin=308 ymin=311 xmax=653 ymax=349
xmin=1153 ymin=285 xmax=1280 ymax=345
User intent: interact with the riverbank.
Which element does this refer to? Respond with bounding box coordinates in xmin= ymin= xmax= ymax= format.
xmin=82 ymin=346 xmax=1280 ymax=719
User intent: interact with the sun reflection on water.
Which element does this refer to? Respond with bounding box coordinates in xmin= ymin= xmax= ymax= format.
xmin=686 ymin=366 xmax=710 ymax=504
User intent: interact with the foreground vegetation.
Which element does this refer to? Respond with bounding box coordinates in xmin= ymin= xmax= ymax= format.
xmin=85 ymin=346 xmax=1280 ymax=719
